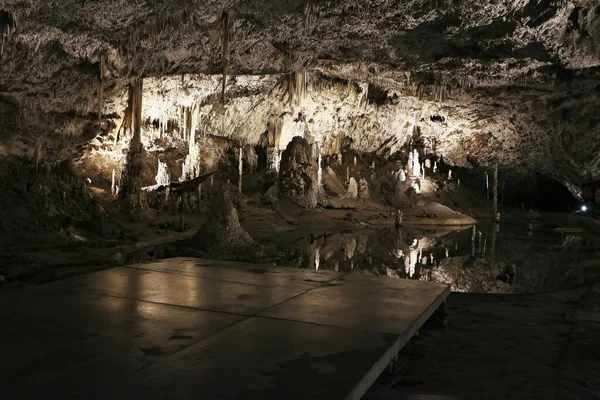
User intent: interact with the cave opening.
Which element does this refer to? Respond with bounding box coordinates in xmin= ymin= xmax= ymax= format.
xmin=499 ymin=172 xmax=578 ymax=212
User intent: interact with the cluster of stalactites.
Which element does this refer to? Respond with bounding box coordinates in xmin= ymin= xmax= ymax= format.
xmin=286 ymin=70 xmax=308 ymax=107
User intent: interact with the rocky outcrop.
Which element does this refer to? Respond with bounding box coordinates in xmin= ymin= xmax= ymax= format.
xmin=278 ymin=137 xmax=317 ymax=209
xmin=192 ymin=188 xmax=253 ymax=250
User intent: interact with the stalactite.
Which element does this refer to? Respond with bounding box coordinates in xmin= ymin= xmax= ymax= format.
xmin=97 ymin=54 xmax=105 ymax=126
xmin=0 ymin=10 xmax=17 ymax=56
xmin=286 ymin=70 xmax=308 ymax=107
xmin=221 ymin=10 xmax=231 ymax=102
xmin=111 ymin=169 xmax=116 ymax=197
xmin=267 ymin=116 xmax=283 ymax=172
xmin=303 ymin=3 xmax=314 ymax=34
xmin=180 ymin=103 xmax=201 ymax=181
xmin=182 ymin=106 xmax=187 ymax=142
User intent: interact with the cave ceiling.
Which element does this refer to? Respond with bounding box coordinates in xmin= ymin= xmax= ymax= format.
xmin=1 ymin=0 xmax=599 ymax=193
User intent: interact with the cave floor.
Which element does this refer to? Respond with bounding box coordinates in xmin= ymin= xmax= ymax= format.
xmin=367 ymin=283 xmax=600 ymax=400
xmin=0 ymin=257 xmax=448 ymax=399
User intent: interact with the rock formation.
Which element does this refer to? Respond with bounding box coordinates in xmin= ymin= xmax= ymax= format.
xmin=192 ymin=188 xmax=253 ymax=250
xmin=344 ymin=177 xmax=358 ymax=199
xmin=155 ymin=161 xmax=170 ymax=186
xmin=278 ymin=137 xmax=317 ymax=209
xmin=358 ymin=178 xmax=370 ymax=200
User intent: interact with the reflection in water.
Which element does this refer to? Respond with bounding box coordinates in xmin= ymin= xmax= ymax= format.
xmin=278 ymin=223 xmax=596 ymax=294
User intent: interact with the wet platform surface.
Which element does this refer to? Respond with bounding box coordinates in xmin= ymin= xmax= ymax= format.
xmin=0 ymin=257 xmax=449 ymax=399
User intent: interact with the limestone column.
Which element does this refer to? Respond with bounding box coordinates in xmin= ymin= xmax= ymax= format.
xmin=119 ymin=77 xmax=144 ymax=198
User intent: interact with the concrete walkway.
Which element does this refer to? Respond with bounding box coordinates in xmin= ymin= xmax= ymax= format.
xmin=0 ymin=257 xmax=448 ymax=399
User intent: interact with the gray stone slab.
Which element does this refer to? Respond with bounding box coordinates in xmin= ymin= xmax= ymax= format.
xmin=0 ymin=259 xmax=450 ymax=400
xmin=0 ymin=291 xmax=243 ymax=398
xmin=34 ymin=266 xmax=308 ymax=315
xmin=128 ymin=257 xmax=344 ymax=290
xmin=89 ymin=317 xmax=398 ymax=400
xmin=261 ymin=274 xmax=450 ymax=335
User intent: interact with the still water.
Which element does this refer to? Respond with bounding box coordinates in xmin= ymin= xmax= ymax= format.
xmin=273 ymin=223 xmax=600 ymax=294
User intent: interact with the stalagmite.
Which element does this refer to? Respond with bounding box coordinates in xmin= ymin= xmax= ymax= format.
xmin=412 ymin=181 xmax=420 ymax=194
xmin=353 ymin=156 xmax=357 ymax=167
xmin=399 ymin=169 xmax=406 ymax=182
xmin=111 ymin=169 xmax=116 ymax=197
xmin=317 ymin=153 xmax=322 ymax=191
xmin=238 ymin=146 xmax=243 ymax=194
xmin=345 ymin=177 xmax=358 ymax=199
xmin=155 ymin=160 xmax=170 ymax=185
xmin=371 ymin=161 xmax=375 ymax=170
xmin=358 ymin=178 xmax=370 ymax=199
xmin=411 ymin=149 xmax=420 ymax=176
xmin=278 ymin=137 xmax=317 ymax=208
xmin=425 ymin=159 xmax=431 ymax=169
xmin=346 ymin=167 xmax=350 ymax=183
xmin=433 ymin=161 xmax=437 ymax=173
xmin=422 ymin=163 xmax=425 ymax=180
xmin=448 ymin=169 xmax=452 ymax=180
